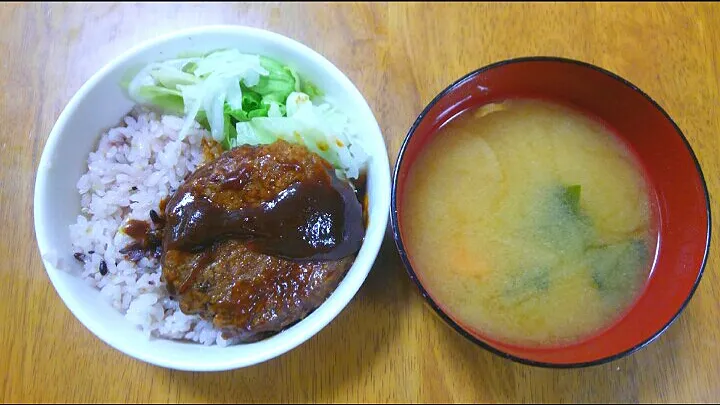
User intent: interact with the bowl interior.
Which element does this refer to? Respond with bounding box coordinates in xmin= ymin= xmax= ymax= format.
xmin=34 ymin=26 xmax=390 ymax=371
xmin=392 ymin=58 xmax=710 ymax=366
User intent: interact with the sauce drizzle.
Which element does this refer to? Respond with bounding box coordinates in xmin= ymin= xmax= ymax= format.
xmin=164 ymin=169 xmax=365 ymax=261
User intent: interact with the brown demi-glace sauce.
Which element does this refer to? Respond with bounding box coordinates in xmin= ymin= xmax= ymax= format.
xmin=163 ymin=145 xmax=364 ymax=261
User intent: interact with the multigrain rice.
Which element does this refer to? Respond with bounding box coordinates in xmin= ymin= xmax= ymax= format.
xmin=66 ymin=109 xmax=237 ymax=346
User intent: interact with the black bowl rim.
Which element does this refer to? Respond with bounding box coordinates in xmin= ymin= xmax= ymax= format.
xmin=389 ymin=56 xmax=712 ymax=369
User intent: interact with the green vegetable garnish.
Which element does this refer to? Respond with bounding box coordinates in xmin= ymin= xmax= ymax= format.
xmin=241 ymin=89 xmax=262 ymax=111
xmin=227 ymin=109 xmax=248 ymax=122
xmin=248 ymin=107 xmax=270 ymax=119
xmin=261 ymin=93 xmax=286 ymax=105
xmin=531 ymin=183 xmax=592 ymax=255
xmin=194 ymin=110 xmax=210 ymax=131
xmin=122 ymin=48 xmax=368 ymax=180
xmin=587 ymin=240 xmax=649 ymax=298
xmin=181 ymin=61 xmax=198 ymax=74
xmin=503 ymin=267 xmax=550 ymax=305
xmin=224 ymin=103 xmax=249 ymax=123
xmin=561 ymin=184 xmax=582 ymax=215
xmin=149 ymin=68 xmax=199 ymax=89
xmin=221 ymin=118 xmax=237 ymax=150
xmin=301 ymin=79 xmax=323 ymax=98
xmin=247 ymin=56 xmax=298 ymax=105
xmin=135 ymin=86 xmax=185 ymax=115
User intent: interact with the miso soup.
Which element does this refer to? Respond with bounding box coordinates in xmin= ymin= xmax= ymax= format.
xmin=402 ymin=100 xmax=657 ymax=347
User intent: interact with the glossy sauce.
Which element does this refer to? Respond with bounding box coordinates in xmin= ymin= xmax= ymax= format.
xmin=164 ymin=169 xmax=365 ymax=261
xmin=119 ymin=219 xmax=163 ymax=261
xmin=351 ymin=171 xmax=370 ymax=228
xmin=123 ymin=219 xmax=150 ymax=239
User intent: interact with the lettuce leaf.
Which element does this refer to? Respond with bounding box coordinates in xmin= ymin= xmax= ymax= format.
xmin=241 ymin=88 xmax=262 ymax=111
xmin=134 ymin=85 xmax=184 ymax=115
xmin=233 ymin=93 xmax=367 ymax=178
xmin=301 ymin=79 xmax=323 ymax=99
xmin=124 ymin=50 xmax=330 ymax=150
xmin=247 ymin=56 xmax=297 ymax=105
xmin=221 ymin=111 xmax=237 ymax=150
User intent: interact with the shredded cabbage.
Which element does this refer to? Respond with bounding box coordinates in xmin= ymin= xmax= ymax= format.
xmin=234 ymin=92 xmax=367 ymax=179
xmin=125 ymin=49 xmax=366 ymax=178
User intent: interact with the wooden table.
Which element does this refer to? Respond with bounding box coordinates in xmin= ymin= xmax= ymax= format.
xmin=2 ymin=2 xmax=718 ymax=403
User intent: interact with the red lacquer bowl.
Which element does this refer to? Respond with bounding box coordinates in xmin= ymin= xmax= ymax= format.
xmin=391 ymin=57 xmax=711 ymax=367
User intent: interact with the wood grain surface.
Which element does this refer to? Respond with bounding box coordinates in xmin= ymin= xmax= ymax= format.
xmin=1 ymin=2 xmax=719 ymax=403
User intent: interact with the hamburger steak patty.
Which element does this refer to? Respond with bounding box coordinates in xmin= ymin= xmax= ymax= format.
xmin=163 ymin=241 xmax=354 ymax=341
xmin=161 ymin=140 xmax=365 ymax=341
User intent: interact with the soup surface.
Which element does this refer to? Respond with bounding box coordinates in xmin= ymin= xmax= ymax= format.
xmin=402 ymin=100 xmax=656 ymax=347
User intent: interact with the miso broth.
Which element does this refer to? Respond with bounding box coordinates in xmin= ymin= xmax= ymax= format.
xmin=402 ymin=100 xmax=656 ymax=347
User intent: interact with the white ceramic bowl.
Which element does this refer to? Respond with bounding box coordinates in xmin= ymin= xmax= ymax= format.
xmin=33 ymin=25 xmax=390 ymax=371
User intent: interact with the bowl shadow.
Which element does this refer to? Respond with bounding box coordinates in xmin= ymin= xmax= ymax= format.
xmin=154 ymin=224 xmax=414 ymax=402
xmin=430 ymin=304 xmax=684 ymax=403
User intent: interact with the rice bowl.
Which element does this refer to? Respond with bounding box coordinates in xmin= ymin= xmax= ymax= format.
xmin=34 ymin=25 xmax=390 ymax=371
